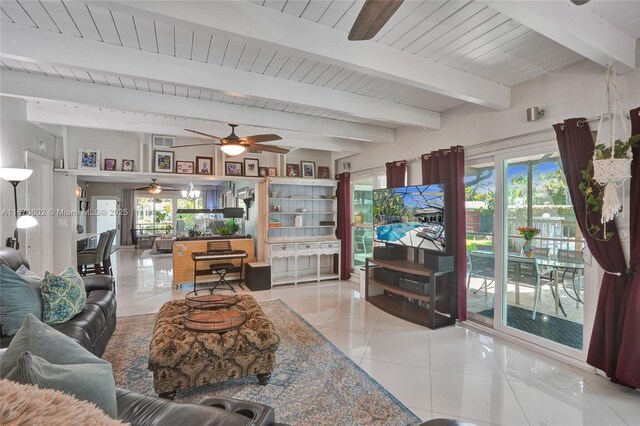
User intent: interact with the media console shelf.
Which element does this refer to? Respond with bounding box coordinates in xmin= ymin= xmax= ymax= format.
xmin=365 ymin=247 xmax=456 ymax=330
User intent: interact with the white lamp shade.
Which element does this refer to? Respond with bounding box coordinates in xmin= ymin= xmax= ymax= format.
xmin=220 ymin=144 xmax=246 ymax=156
xmin=0 ymin=168 xmax=33 ymax=182
xmin=16 ymin=215 xmax=38 ymax=229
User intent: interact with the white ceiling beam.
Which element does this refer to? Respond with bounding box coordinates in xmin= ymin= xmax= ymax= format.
xmin=483 ymin=1 xmax=636 ymax=73
xmin=1 ymin=71 xmax=392 ymax=143
xmin=25 ymin=102 xmax=364 ymax=154
xmin=1 ymin=23 xmax=438 ymax=129
xmin=103 ymin=0 xmax=510 ymax=109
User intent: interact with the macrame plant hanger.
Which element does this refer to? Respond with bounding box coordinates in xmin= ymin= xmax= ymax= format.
xmin=592 ymin=64 xmax=632 ymax=230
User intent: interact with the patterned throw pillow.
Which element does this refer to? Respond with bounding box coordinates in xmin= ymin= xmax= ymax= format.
xmin=41 ymin=267 xmax=86 ymax=324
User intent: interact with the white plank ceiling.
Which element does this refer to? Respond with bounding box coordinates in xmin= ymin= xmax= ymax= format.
xmin=0 ymin=0 xmax=463 ymax=113
xmin=0 ymin=0 xmax=638 ymax=147
xmin=254 ymin=0 xmax=600 ymax=86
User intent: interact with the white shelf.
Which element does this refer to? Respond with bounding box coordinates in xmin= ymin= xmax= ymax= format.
xmin=268 ymin=236 xmax=339 ymax=243
xmin=268 ymin=225 xmax=335 ymax=229
xmin=270 ymin=198 xmax=335 ymax=201
xmin=269 ymin=212 xmax=336 ymax=215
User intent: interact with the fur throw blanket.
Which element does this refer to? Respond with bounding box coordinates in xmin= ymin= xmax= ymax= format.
xmin=0 ymin=379 xmax=126 ymax=425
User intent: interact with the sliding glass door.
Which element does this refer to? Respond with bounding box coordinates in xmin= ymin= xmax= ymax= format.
xmin=465 ymin=143 xmax=587 ymax=355
xmin=503 ymin=152 xmax=584 ymax=350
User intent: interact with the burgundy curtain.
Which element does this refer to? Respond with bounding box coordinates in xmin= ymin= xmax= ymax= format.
xmin=335 ymin=172 xmax=352 ymax=280
xmin=553 ymin=118 xmax=629 ymax=386
xmin=615 ymin=107 xmax=640 ymax=387
xmin=386 ymin=160 xmax=406 ymax=188
xmin=421 ymin=146 xmax=466 ymax=321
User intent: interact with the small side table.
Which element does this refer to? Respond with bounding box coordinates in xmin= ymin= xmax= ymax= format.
xmin=246 ymin=262 xmax=271 ymax=291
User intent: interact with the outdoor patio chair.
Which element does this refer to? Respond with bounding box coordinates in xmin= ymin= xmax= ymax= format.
xmin=467 ymin=252 xmax=495 ymax=296
xmin=507 ymin=256 xmax=564 ymax=320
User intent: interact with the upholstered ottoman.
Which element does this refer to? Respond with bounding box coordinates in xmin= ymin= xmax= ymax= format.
xmin=148 ymin=295 xmax=280 ymax=399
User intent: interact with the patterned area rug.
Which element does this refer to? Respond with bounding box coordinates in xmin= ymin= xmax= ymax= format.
xmin=478 ymin=305 xmax=583 ymax=349
xmin=103 ymin=300 xmax=421 ymax=426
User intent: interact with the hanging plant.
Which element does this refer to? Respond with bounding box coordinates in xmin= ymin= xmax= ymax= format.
xmin=579 ymin=136 xmax=639 ymax=240
xmin=577 ymin=65 xmax=638 ymax=241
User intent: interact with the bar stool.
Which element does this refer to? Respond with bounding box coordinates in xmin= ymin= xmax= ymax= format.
xmin=77 ymin=231 xmax=109 ymax=275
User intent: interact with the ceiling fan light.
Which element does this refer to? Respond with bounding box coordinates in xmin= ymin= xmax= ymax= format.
xmin=148 ymin=185 xmax=162 ymax=195
xmin=220 ymin=144 xmax=246 ymax=156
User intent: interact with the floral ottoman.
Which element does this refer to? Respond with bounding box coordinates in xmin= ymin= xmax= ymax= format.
xmin=148 ymin=295 xmax=280 ymax=398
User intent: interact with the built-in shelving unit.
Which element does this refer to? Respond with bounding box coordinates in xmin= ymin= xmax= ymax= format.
xmin=265 ymin=178 xmax=340 ymax=286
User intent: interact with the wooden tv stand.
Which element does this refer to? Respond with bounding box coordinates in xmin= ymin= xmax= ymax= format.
xmin=364 ymin=250 xmax=456 ymax=330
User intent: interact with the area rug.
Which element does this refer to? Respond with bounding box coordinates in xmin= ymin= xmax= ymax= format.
xmin=478 ymin=305 xmax=583 ymax=349
xmin=103 ymin=300 xmax=421 ymax=426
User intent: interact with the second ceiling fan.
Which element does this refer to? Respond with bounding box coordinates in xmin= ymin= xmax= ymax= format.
xmin=180 ymin=124 xmax=289 ymax=156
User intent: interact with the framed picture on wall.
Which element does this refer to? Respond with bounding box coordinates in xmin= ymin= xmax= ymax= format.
xmin=78 ymin=149 xmax=100 ymax=170
xmin=317 ymin=166 xmax=330 ymax=179
xmin=259 ymin=167 xmax=268 ymax=177
xmin=268 ymin=167 xmax=277 ymax=177
xmin=196 ymin=156 xmax=213 ymax=175
xmin=153 ymin=150 xmax=174 ymax=173
xmin=104 ymin=158 xmax=117 ymax=171
xmin=225 ymin=161 xmax=243 ymax=176
xmin=122 ymin=159 xmax=134 ymax=172
xmin=176 ymin=161 xmax=194 ymax=174
xmin=244 ymin=158 xmax=259 ymax=177
xmin=285 ymin=163 xmax=299 ymax=177
xmin=301 ymin=161 xmax=316 ymax=178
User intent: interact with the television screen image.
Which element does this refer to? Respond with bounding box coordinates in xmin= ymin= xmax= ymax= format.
xmin=373 ymin=184 xmax=445 ymax=251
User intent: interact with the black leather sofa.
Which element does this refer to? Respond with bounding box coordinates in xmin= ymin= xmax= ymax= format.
xmin=0 ymin=247 xmax=288 ymax=425
xmin=0 ymin=247 xmax=116 ymax=356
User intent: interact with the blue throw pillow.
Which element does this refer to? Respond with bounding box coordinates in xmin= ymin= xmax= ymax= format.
xmin=41 ymin=267 xmax=86 ymax=324
xmin=0 ymin=314 xmax=117 ymax=418
xmin=0 ymin=265 xmax=43 ymax=336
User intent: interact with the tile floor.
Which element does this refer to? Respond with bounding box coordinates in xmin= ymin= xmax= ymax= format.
xmin=112 ymin=248 xmax=639 ymax=426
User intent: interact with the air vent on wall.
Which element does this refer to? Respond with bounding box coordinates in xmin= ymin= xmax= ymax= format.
xmin=152 ymin=135 xmax=175 ymax=148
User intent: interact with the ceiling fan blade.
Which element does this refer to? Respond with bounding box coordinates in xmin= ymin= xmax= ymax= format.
xmin=184 ymin=129 xmax=223 ymax=139
xmin=241 ymin=134 xmax=283 ymax=144
xmin=251 ymin=144 xmax=290 ymax=154
xmin=134 ymin=186 xmax=150 ymax=190
xmin=348 ymin=0 xmax=404 ymax=41
xmin=173 ymin=143 xmax=216 ymax=148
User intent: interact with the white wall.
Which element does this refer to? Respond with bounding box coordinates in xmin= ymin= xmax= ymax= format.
xmin=68 ymin=127 xmax=140 ymax=171
xmin=0 ymin=97 xmax=57 ymax=254
xmin=345 ymin=61 xmax=640 ymax=184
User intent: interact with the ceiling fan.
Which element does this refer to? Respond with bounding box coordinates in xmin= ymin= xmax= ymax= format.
xmin=180 ymin=124 xmax=288 ymax=156
xmin=134 ymin=179 xmax=176 ymax=195
xmin=348 ymin=0 xmax=589 ymax=41
xmin=348 ymin=0 xmax=404 ymax=41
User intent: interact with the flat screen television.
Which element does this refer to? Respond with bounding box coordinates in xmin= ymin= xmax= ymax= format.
xmin=373 ymin=184 xmax=445 ymax=252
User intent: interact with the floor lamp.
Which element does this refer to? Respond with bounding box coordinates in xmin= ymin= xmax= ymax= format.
xmin=0 ymin=168 xmax=38 ymax=250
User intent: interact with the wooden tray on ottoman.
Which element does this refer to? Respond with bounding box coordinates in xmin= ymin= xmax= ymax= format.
xmin=185 ymin=292 xmax=237 ymax=310
xmin=183 ymin=309 xmax=246 ymax=332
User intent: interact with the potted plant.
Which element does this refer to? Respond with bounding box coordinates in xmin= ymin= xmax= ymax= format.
xmin=579 ymin=134 xmax=639 ymax=240
xmin=517 ymin=226 xmax=540 ymax=258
